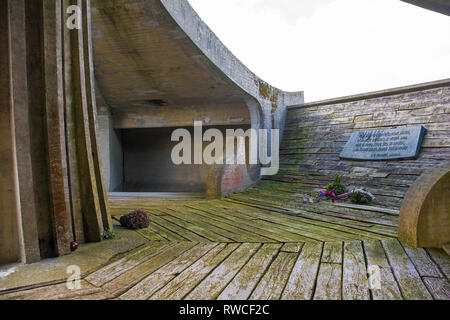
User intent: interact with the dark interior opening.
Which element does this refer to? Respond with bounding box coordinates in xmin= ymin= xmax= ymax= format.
xmin=113 ymin=124 xmax=251 ymax=193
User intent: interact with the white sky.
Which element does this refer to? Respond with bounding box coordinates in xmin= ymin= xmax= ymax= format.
xmin=188 ymin=0 xmax=450 ymax=102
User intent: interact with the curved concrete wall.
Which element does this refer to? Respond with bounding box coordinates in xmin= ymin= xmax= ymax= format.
xmin=160 ymin=0 xmax=304 ymax=131
xmin=91 ymin=0 xmax=304 ymax=193
xmin=92 ymin=0 xmax=303 ymax=130
xmin=274 ymin=79 xmax=450 ymax=210
xmin=399 ymin=162 xmax=450 ymax=249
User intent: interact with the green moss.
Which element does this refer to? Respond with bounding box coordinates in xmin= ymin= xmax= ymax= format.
xmin=297 ymin=132 xmax=309 ymax=139
xmin=326 ymin=173 xmax=347 ymax=195
xmin=255 ymin=79 xmax=280 ymax=103
xmin=103 ymin=228 xmax=116 ymax=240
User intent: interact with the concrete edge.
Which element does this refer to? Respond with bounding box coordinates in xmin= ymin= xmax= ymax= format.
xmin=0 ymin=226 xmax=148 ymax=293
xmin=289 ymin=78 xmax=450 ymax=110
xmin=401 ymin=0 xmax=450 ymax=16
xmin=159 ymin=0 xmax=304 ymax=106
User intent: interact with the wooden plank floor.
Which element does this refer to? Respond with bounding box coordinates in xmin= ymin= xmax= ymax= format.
xmin=1 ymin=181 xmax=448 ymax=300
xmin=1 ymin=239 xmax=448 ymax=300
xmin=108 ymin=181 xmax=399 ymax=243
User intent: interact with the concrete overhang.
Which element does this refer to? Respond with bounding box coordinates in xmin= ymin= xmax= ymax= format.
xmin=91 ymin=0 xmax=304 ymax=130
xmin=90 ymin=0 xmax=304 ymax=194
xmin=401 ymin=0 xmax=450 ymax=16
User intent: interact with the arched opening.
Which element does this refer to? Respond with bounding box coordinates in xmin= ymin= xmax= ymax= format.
xmin=97 ymin=101 xmax=253 ymax=196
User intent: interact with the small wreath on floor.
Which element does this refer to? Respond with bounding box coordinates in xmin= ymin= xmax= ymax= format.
xmin=319 ymin=173 xmax=349 ymax=202
xmin=120 ymin=209 xmax=150 ymax=229
xmin=318 ymin=174 xmax=375 ymax=205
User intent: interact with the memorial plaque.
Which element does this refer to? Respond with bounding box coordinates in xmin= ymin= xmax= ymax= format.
xmin=340 ymin=125 xmax=426 ymax=160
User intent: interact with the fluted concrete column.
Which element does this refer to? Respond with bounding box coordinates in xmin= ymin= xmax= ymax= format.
xmin=0 ymin=0 xmax=111 ymax=265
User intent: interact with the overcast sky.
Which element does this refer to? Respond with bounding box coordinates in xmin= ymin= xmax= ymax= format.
xmin=188 ymin=0 xmax=450 ymax=102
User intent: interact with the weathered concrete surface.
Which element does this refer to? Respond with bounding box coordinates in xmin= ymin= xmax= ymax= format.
xmin=121 ymin=125 xmax=250 ymax=193
xmin=0 ymin=223 xmax=147 ymax=292
xmin=0 ymin=0 xmax=23 ymax=265
xmin=401 ymin=0 xmax=450 ymax=16
xmin=279 ymin=79 xmax=450 ymax=210
xmin=91 ymin=0 xmax=303 ymax=129
xmin=90 ymin=0 xmax=303 ymax=193
xmin=0 ymin=0 xmax=111 ymax=265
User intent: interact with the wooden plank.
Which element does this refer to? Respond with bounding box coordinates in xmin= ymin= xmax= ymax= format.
xmin=136 ymin=226 xmax=168 ymax=242
xmin=402 ymin=245 xmax=443 ymax=278
xmin=342 ymin=241 xmax=370 ymax=300
xmin=422 ymin=277 xmax=450 ymax=300
xmin=186 ymin=243 xmax=261 ymax=300
xmin=0 ymin=280 xmax=99 ymax=300
xmin=189 ymin=202 xmax=274 ymax=225
xmin=244 ymin=187 xmax=399 ymax=226
xmin=218 ymin=243 xmax=283 ymax=300
xmin=138 ymin=219 xmax=186 ymax=242
xmin=164 ymin=207 xmax=247 ymax=242
xmin=225 ymin=199 xmax=370 ymax=241
xmin=313 ymin=242 xmax=343 ymax=300
xmin=180 ymin=208 xmax=258 ymax=242
xmin=381 ymin=239 xmax=432 ymax=300
xmin=227 ymin=197 xmax=397 ymax=239
xmin=254 ymin=217 xmax=362 ymax=242
xmin=282 ymin=242 xmax=323 ymax=300
xmin=225 ymin=195 xmax=394 ymax=242
xmin=188 ymin=204 xmax=287 ymax=242
xmin=154 ymin=209 xmax=233 ymax=242
xmin=161 ymin=206 xmax=241 ymax=242
xmin=262 ymin=174 xmax=411 ymax=196
xmin=67 ymin=289 xmax=113 ymax=300
xmin=243 ymin=190 xmax=399 ymax=230
xmin=281 ymin=242 xmax=304 ymax=253
xmin=183 ymin=207 xmax=273 ymax=243
xmin=102 ymin=242 xmax=196 ymax=296
xmin=149 ymin=215 xmax=211 ymax=242
xmin=213 ymin=195 xmax=395 ymax=239
xmin=119 ymin=243 xmax=218 ymax=300
xmin=194 ymin=203 xmax=316 ymax=242
xmin=333 ymin=203 xmax=399 ymax=216
xmin=149 ymin=243 xmax=240 ymax=300
xmin=85 ymin=242 xmax=172 ymax=287
xmin=321 ymin=242 xmax=342 ymax=264
xmin=443 ymin=244 xmax=450 ymax=257
xmin=249 ymin=252 xmax=298 ymax=300
xmin=363 ymin=240 xmax=403 ymax=300
xmin=313 ymin=262 xmax=342 ymax=300
xmin=426 ymin=248 xmax=450 ymax=280
xmin=189 ymin=201 xmax=318 ymax=242
xmin=200 ymin=201 xmax=262 ymax=220
xmin=187 ymin=203 xmax=308 ymax=242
